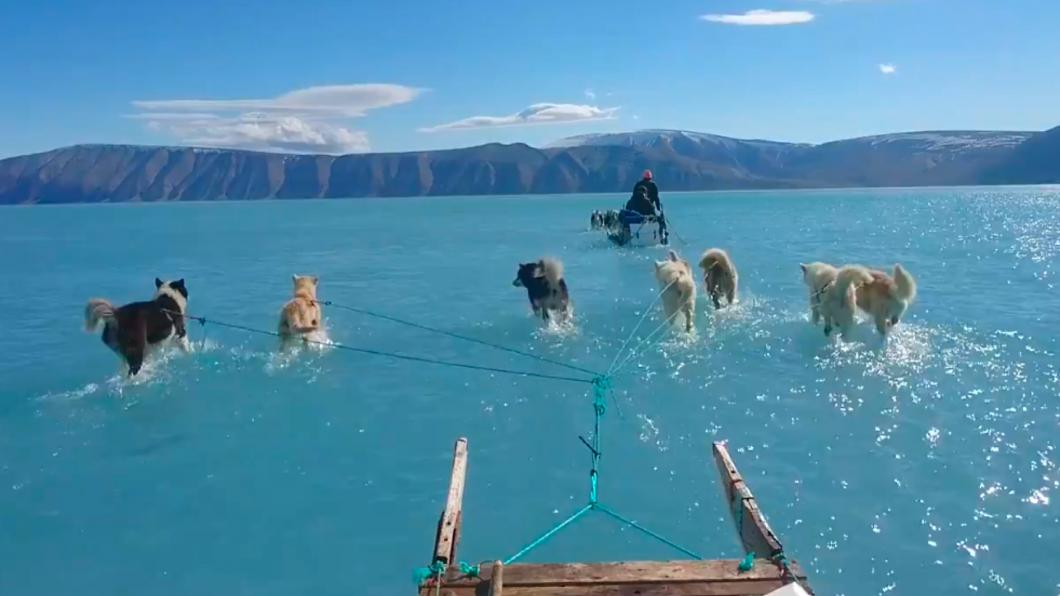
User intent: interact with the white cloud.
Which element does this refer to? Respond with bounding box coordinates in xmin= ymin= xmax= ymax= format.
xmin=879 ymin=63 xmax=897 ymax=75
xmin=584 ymin=88 xmax=597 ymax=100
xmin=132 ymin=84 xmax=422 ymax=119
xmin=700 ymin=9 xmax=815 ymax=26
xmin=166 ymin=114 xmax=369 ymax=154
xmin=125 ymin=112 xmax=221 ymax=121
xmin=420 ymin=103 xmax=619 ymax=132
xmin=130 ymin=84 xmax=422 ymax=153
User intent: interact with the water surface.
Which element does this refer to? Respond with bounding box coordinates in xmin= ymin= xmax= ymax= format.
xmin=1 ymin=187 xmax=1058 ymax=595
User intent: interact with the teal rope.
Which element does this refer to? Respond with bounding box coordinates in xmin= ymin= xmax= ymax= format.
xmin=503 ymin=375 xmax=701 ymax=565
xmin=589 ymin=376 xmax=609 ymax=504
xmin=321 ymin=301 xmax=601 ymax=377
xmin=592 ymin=376 xmax=610 ymax=414
xmin=171 ymin=311 xmax=593 ymax=385
xmin=738 ymin=552 xmax=755 ymax=572
xmin=503 ymin=504 xmax=593 ymax=565
xmin=595 ymin=503 xmax=703 ymax=560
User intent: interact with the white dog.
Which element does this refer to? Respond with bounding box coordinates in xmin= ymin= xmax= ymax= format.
xmin=856 ymin=264 xmax=917 ymax=336
xmin=800 ymin=262 xmax=838 ymax=326
xmin=818 ymin=265 xmax=874 ymax=338
xmin=654 ymin=250 xmax=697 ymax=332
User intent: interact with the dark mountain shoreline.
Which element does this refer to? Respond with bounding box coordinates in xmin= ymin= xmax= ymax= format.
xmin=2 ymin=127 xmax=1057 ymax=205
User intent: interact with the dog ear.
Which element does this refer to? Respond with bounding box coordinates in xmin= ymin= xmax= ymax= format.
xmin=311 ymin=276 xmax=319 ymax=285
xmin=799 ymin=264 xmax=807 ymax=273
xmin=172 ymin=279 xmax=188 ymax=297
xmin=155 ymin=277 xmax=164 ymax=289
xmin=291 ymin=274 xmax=299 ymax=284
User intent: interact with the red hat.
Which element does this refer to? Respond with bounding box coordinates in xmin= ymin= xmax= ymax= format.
xmin=643 ymin=169 xmax=653 ymax=180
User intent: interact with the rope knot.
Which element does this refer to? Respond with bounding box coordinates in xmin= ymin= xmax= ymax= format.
xmin=591 ymin=376 xmax=611 ymax=415
xmin=771 ymin=552 xmax=796 ymax=582
xmin=738 ymin=552 xmax=755 ymax=572
xmin=412 ymin=561 xmax=447 ymax=585
xmin=458 ymin=561 xmax=480 ymax=578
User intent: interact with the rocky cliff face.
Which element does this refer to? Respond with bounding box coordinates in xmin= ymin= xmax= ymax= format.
xmin=0 ymin=128 xmax=1047 ymax=204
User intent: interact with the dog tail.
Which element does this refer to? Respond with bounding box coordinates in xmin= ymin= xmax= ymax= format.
xmin=833 ymin=265 xmax=873 ymax=298
xmin=540 ymin=258 xmax=565 ymax=286
xmin=893 ymin=263 xmax=917 ymax=302
xmin=84 ymin=298 xmax=116 ymax=332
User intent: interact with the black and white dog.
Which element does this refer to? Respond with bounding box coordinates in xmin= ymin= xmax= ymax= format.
xmin=84 ymin=278 xmax=190 ymax=375
xmin=512 ymin=258 xmax=571 ymax=322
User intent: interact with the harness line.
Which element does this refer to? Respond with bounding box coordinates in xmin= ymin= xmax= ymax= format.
xmin=166 ymin=310 xmax=593 ymax=385
xmin=317 ymin=300 xmax=600 ymax=377
xmin=606 ymin=279 xmax=677 ymax=374
xmin=608 ymin=307 xmax=685 ymax=376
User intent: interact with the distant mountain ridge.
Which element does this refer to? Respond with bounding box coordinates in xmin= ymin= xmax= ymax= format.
xmin=0 ymin=128 xmax=1053 ymax=205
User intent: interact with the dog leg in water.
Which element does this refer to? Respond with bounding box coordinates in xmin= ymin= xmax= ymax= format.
xmin=125 ymin=344 xmax=145 ymax=376
xmin=118 ymin=315 xmax=148 ymax=376
xmin=874 ymin=314 xmax=890 ymax=337
xmin=711 ymin=290 xmax=722 ymax=310
xmin=557 ymin=305 xmax=571 ymax=324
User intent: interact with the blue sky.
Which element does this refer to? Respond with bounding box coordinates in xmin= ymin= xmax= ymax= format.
xmin=2 ymin=0 xmax=1059 ymax=157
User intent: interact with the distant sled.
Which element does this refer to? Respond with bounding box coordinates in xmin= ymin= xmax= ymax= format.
xmin=606 ymin=209 xmax=668 ymax=247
